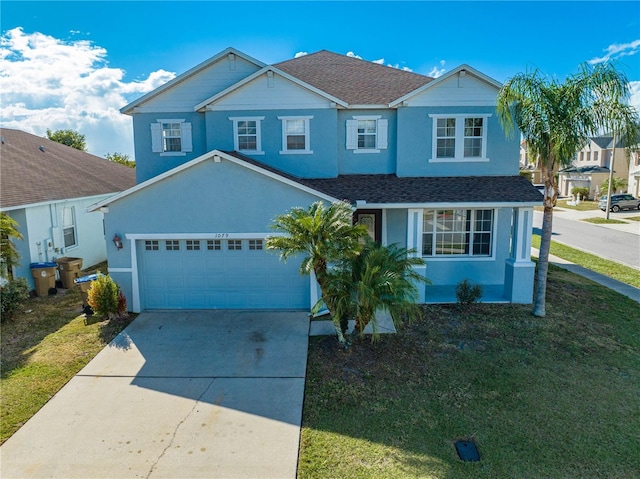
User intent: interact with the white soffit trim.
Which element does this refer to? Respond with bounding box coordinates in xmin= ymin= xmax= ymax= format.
xmin=389 ymin=64 xmax=503 ymax=107
xmin=120 ymin=48 xmax=266 ymax=115
xmin=87 ymin=150 xmax=339 ymax=212
xmin=194 ymin=66 xmax=349 ymax=111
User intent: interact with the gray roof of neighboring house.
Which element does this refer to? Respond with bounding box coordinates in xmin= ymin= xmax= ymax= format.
xmin=0 ymin=128 xmax=137 ymax=209
xmin=274 ymin=50 xmax=433 ymax=105
xmin=225 ymin=151 xmax=541 ymax=204
xmin=561 ymin=165 xmax=610 ymax=174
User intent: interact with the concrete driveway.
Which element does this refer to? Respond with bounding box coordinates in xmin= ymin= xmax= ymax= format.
xmin=1 ymin=310 xmax=310 ymax=478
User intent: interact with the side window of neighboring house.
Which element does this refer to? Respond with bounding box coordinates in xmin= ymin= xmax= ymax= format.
xmin=229 ymin=117 xmax=265 ymax=154
xmin=278 ymin=116 xmax=313 ymax=154
xmin=62 ymin=206 xmax=77 ymax=249
xmin=346 ymin=116 xmax=388 ymax=153
xmin=429 ymin=114 xmax=490 ymax=162
xmin=150 ymin=119 xmax=193 ymax=156
xmin=594 ymin=151 xmax=599 ymax=163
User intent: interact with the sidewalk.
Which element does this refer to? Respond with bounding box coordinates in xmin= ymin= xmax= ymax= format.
xmin=531 ymin=247 xmax=640 ymax=304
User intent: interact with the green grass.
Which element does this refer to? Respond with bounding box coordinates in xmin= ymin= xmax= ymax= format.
xmin=556 ymin=200 xmax=599 ymax=211
xmin=582 ymin=217 xmax=628 ymax=224
xmin=1 ymin=270 xmax=133 ymax=444
xmin=627 ymin=216 xmax=640 ymax=222
xmin=299 ymin=266 xmax=640 ymax=478
xmin=531 ymin=234 xmax=640 ymax=288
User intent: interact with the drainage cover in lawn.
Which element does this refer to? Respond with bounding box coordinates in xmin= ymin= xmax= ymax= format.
xmin=455 ymin=440 xmax=480 ymax=462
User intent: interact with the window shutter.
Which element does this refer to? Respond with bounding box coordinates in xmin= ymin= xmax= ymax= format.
xmin=181 ymin=122 xmax=193 ymax=152
xmin=377 ymin=119 xmax=388 ymax=149
xmin=346 ymin=119 xmax=358 ymax=150
xmin=150 ymin=123 xmax=163 ymax=152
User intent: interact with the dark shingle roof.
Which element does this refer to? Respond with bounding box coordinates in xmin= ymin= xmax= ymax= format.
xmin=1 ymin=128 xmax=137 ymax=209
xmin=302 ymin=174 xmax=543 ymax=204
xmin=224 ymin=151 xmax=541 ymax=204
xmin=274 ymin=50 xmax=433 ymax=105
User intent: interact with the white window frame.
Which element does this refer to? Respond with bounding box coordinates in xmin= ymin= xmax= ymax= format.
xmin=419 ymin=208 xmax=496 ymax=260
xmin=62 ymin=206 xmax=77 ymax=249
xmin=346 ymin=115 xmax=388 ymax=154
xmin=428 ymin=114 xmax=491 ymax=163
xmin=230 ymin=116 xmax=265 ymax=155
xmin=278 ymin=116 xmax=313 ymax=154
xmin=151 ymin=119 xmax=193 ymax=156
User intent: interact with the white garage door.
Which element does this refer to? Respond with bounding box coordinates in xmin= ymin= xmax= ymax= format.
xmin=138 ymin=238 xmax=309 ymax=310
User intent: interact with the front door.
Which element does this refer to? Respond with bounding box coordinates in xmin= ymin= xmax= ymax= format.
xmin=354 ymin=209 xmax=382 ymax=243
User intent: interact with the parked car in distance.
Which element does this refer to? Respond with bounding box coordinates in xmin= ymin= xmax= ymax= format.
xmin=598 ymin=194 xmax=640 ymax=212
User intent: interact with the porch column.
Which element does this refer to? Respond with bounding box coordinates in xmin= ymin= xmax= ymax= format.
xmin=504 ymin=207 xmax=536 ymax=304
xmin=407 ymin=209 xmax=426 ymax=303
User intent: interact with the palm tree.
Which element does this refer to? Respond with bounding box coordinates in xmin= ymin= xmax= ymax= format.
xmin=266 ymin=201 xmax=368 ymax=344
xmin=323 ymin=240 xmax=428 ymax=342
xmin=497 ymin=62 xmax=639 ymax=317
xmin=1 ymin=212 xmax=24 ymax=281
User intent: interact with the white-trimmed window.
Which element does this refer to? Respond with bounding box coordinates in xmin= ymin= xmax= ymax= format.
xmin=230 ymin=117 xmax=264 ymax=154
xmin=422 ymin=209 xmax=494 ymax=257
xmin=151 ymin=119 xmax=193 ymax=156
xmin=429 ymin=114 xmax=490 ymax=162
xmin=279 ymin=116 xmax=312 ymax=154
xmin=346 ymin=116 xmax=388 ymax=153
xmin=62 ymin=206 xmax=77 ymax=249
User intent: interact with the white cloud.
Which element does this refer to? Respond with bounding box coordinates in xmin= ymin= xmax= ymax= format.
xmin=0 ymin=27 xmax=175 ymax=159
xmin=372 ymin=58 xmax=384 ymax=65
xmin=629 ymin=81 xmax=640 ymax=112
xmin=294 ymin=51 xmax=308 ymax=58
xmin=588 ymin=39 xmax=640 ymax=64
xmin=428 ymin=60 xmax=446 ymax=78
xmin=346 ymin=51 xmax=363 ymax=60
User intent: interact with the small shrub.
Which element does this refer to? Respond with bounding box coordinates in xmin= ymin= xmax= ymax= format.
xmin=571 ymin=187 xmax=590 ymax=200
xmin=1 ymin=277 xmax=30 ymax=321
xmin=117 ymin=290 xmax=128 ymax=318
xmin=456 ymin=279 xmax=483 ymax=309
xmin=87 ymin=274 xmax=119 ymax=319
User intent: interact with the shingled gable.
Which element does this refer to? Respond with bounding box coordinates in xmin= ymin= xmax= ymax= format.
xmin=120 ymin=47 xmax=265 ymax=115
xmin=0 ymin=128 xmax=137 ymax=210
xmin=274 ymin=50 xmax=434 ymax=106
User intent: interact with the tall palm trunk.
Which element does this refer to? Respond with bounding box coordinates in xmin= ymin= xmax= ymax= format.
xmin=533 ymin=163 xmax=558 ymax=317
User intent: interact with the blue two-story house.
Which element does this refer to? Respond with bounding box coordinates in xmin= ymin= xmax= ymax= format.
xmin=89 ymin=48 xmax=541 ymax=313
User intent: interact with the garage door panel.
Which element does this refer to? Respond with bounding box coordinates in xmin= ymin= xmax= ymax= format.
xmin=139 ymin=239 xmax=308 ymax=310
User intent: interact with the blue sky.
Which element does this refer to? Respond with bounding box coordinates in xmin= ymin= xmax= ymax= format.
xmin=1 ymin=1 xmax=639 ymax=159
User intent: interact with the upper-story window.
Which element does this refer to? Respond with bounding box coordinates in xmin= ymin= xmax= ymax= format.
xmin=594 ymin=151 xmax=599 ymax=163
xmin=230 ymin=117 xmax=265 ymax=154
xmin=429 ymin=114 xmax=490 ymax=162
xmin=422 ymin=209 xmax=494 ymax=257
xmin=151 ymin=119 xmax=193 ymax=156
xmin=346 ymin=116 xmax=388 ymax=154
xmin=278 ymin=116 xmax=313 ymax=154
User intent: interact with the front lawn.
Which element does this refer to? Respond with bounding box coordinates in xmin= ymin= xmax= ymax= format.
xmin=299 ymin=266 xmax=640 ymax=478
xmin=1 ymin=275 xmax=133 ymax=444
xmin=531 ymin=234 xmax=640 ymax=288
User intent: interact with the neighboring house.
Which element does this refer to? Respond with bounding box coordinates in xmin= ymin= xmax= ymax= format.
xmin=0 ymin=128 xmax=136 ymax=290
xmin=519 ymin=140 xmax=542 ymax=184
xmin=628 ymin=150 xmax=640 ymax=198
xmin=89 ymin=48 xmax=541 ymax=313
xmin=558 ymin=135 xmax=630 ymax=198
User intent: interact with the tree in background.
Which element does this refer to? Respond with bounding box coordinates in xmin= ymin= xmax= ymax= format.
xmin=106 ymin=152 xmax=135 ymax=168
xmin=599 ymin=176 xmax=628 ymax=196
xmin=497 ymin=62 xmax=639 ymax=317
xmin=46 ymin=129 xmax=87 ymax=151
xmin=0 ymin=212 xmax=23 ymax=281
